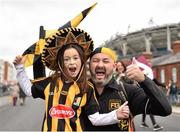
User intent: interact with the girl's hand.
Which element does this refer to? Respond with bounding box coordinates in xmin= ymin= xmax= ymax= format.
xmin=13 ymin=55 xmax=25 ymax=66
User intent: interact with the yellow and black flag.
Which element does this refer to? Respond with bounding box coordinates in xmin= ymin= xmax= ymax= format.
xmin=22 ymin=26 xmax=46 ymax=79
xmin=22 ymin=3 xmax=97 ymax=79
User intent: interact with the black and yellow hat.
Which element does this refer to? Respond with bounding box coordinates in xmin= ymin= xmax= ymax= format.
xmin=90 ymin=47 xmax=117 ymax=61
xmin=42 ymin=27 xmax=94 ymax=71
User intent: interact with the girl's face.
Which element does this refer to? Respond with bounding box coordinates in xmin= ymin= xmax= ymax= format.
xmin=63 ymin=47 xmax=82 ymax=79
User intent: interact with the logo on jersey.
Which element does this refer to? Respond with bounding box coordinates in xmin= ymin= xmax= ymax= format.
xmin=49 ymin=104 xmax=75 ymax=119
xmin=109 ymin=99 xmax=121 ymax=110
xmin=73 ymin=97 xmax=82 ymax=106
xmin=118 ymin=119 xmax=128 ymax=130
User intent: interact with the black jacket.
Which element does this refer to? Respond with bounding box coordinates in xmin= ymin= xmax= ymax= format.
xmin=84 ymin=76 xmax=172 ymax=131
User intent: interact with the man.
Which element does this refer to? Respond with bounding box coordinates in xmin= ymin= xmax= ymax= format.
xmin=83 ymin=47 xmax=172 ymax=131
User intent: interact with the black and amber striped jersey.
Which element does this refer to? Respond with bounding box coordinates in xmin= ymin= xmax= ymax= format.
xmin=31 ymin=77 xmax=99 ymax=131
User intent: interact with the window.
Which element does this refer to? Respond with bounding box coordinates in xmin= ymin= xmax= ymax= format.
xmin=160 ymin=69 xmax=165 ymax=83
xmin=172 ymin=67 xmax=177 ymax=83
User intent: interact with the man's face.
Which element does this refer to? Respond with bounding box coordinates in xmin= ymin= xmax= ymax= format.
xmin=89 ymin=53 xmax=115 ymax=86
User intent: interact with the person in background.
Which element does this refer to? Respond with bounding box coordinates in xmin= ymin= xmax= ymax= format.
xmin=18 ymin=83 xmax=26 ymax=106
xmin=140 ymin=113 xmax=163 ymax=131
xmin=167 ymin=79 xmax=178 ymax=104
xmin=83 ymin=47 xmax=171 ymax=131
xmin=11 ymin=83 xmax=19 ymax=106
xmin=115 ymin=59 xmax=134 ymax=85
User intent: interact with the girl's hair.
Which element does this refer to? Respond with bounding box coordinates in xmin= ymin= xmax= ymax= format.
xmin=52 ymin=44 xmax=89 ymax=93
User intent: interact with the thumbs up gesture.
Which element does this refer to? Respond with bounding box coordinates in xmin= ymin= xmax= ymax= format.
xmin=126 ymin=57 xmax=145 ymax=82
xmin=116 ymin=101 xmax=130 ymax=119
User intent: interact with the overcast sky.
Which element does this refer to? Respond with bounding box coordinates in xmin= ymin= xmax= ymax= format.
xmin=1 ymin=0 xmax=180 ymax=63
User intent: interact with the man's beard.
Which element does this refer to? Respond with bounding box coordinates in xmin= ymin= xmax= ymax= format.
xmin=90 ymin=70 xmax=113 ymax=87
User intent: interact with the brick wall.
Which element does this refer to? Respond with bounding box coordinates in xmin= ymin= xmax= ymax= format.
xmin=154 ymin=63 xmax=180 ymax=89
xmin=172 ymin=41 xmax=180 ymax=53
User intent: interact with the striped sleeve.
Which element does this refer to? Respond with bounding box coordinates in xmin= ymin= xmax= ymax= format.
xmin=15 ymin=64 xmax=32 ymax=96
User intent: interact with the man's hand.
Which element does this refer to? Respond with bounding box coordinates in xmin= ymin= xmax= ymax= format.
xmin=116 ymin=101 xmax=130 ymax=120
xmin=126 ymin=57 xmax=145 ymax=82
xmin=13 ymin=55 xmax=25 ymax=66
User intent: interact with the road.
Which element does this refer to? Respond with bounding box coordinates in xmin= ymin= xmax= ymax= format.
xmin=0 ymin=97 xmax=44 ymax=131
xmin=0 ymin=97 xmax=179 ymax=131
xmin=134 ymin=113 xmax=180 ymax=131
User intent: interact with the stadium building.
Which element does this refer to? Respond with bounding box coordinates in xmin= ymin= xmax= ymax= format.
xmin=104 ymin=22 xmax=180 ymax=88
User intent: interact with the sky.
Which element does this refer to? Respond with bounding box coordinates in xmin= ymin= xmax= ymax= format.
xmin=1 ymin=0 xmax=180 ymax=64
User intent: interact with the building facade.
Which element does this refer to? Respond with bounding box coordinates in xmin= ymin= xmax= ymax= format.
xmin=0 ymin=59 xmax=4 ymax=84
xmin=152 ymin=41 xmax=180 ymax=88
xmin=104 ymin=22 xmax=180 ymax=59
xmin=0 ymin=59 xmax=16 ymax=85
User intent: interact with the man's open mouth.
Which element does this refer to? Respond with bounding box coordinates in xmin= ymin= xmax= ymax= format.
xmin=95 ymin=69 xmax=106 ymax=78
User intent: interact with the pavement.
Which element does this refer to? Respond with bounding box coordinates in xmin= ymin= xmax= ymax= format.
xmin=172 ymin=105 xmax=180 ymax=114
xmin=0 ymin=95 xmax=180 ymax=114
xmin=0 ymin=95 xmax=12 ymax=107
